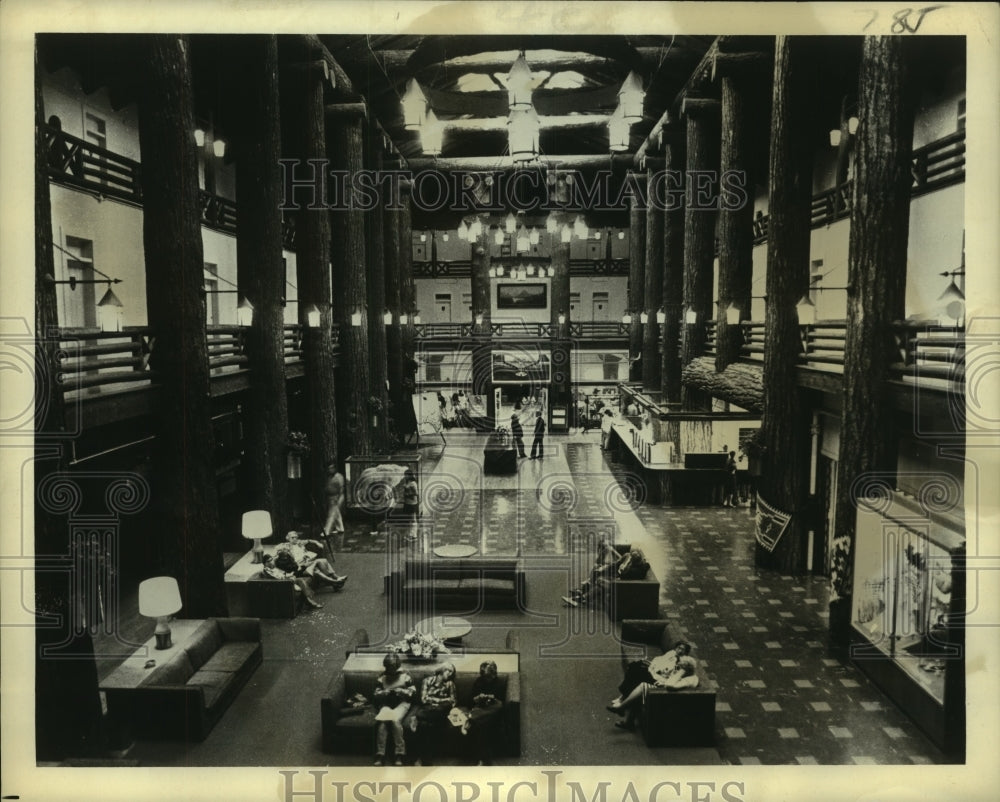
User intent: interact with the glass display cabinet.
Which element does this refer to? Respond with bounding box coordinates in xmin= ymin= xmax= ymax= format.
xmin=344 ymin=454 xmax=421 ymax=514
xmin=850 ymin=489 xmax=965 ymax=755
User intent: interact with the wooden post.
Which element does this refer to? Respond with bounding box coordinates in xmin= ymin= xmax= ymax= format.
xmin=716 ymin=70 xmax=759 ymax=372
xmin=398 ymin=184 xmax=419 ymax=437
xmin=364 ymin=129 xmax=390 ymax=452
xmin=34 ymin=41 xmax=104 ymax=761
xmin=627 ymin=172 xmax=646 ymax=381
xmin=284 ymin=53 xmax=339 ymax=521
xmin=136 ymin=35 xmax=226 ymax=616
xmin=384 ymin=201 xmax=404 ymax=443
xmin=757 ymin=36 xmax=819 ymax=573
xmin=643 ymin=164 xmax=664 ymax=391
xmin=660 ymin=138 xmax=686 ymax=405
xmin=470 ymin=230 xmax=492 ymax=333
xmin=231 ymin=35 xmax=291 ymax=535
xmin=829 ymin=36 xmax=919 ymax=646
xmin=550 ymin=236 xmax=572 ymax=428
xmin=327 ymin=106 xmax=373 ymax=458
xmin=680 ymin=99 xmax=720 ymax=409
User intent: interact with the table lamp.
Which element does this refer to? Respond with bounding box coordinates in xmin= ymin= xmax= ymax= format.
xmin=242 ymin=510 xmax=272 ymax=564
xmin=138 ymin=576 xmax=183 ymax=650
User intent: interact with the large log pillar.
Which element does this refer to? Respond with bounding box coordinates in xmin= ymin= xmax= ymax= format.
xmin=364 ymin=129 xmax=390 ymax=452
xmin=398 ymin=184 xmax=418 ymax=437
xmin=470 ymin=230 xmax=492 ymax=333
xmin=829 ymin=36 xmax=919 ymax=646
xmin=716 ymin=59 xmax=764 ymax=372
xmin=137 ymin=35 xmax=226 ymax=616
xmin=550 ymin=236 xmax=572 ymax=429
xmin=327 ymin=106 xmax=373 ymax=459
xmin=231 ymin=35 xmax=291 ymax=535
xmin=384 ymin=196 xmax=405 ymax=443
xmin=680 ymin=98 xmax=720 ymax=409
xmin=756 ymin=37 xmax=819 ymax=573
xmin=643 ymin=162 xmax=665 ymax=391
xmin=660 ymin=133 xmax=686 ymax=404
xmin=284 ymin=55 xmax=339 ymax=518
xmin=627 ymin=172 xmax=646 ymax=381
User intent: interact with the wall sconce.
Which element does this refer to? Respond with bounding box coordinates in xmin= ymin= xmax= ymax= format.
xmin=558 ymin=311 xmax=567 ymax=325
xmin=529 ymin=228 xmax=540 ymax=246
xmin=847 ymin=116 xmax=859 ymax=135
xmin=420 ymin=109 xmax=444 ymax=157
xmin=618 ymin=230 xmax=625 ymax=240
xmin=468 ymin=218 xmax=482 ymax=239
xmin=507 ymin=51 xmax=533 ymax=111
xmin=546 ymin=216 xmax=559 ymax=233
xmin=489 ymin=267 xmax=497 ymax=278
xmin=413 ymin=311 xmax=421 ymax=325
xmin=402 ymin=78 xmax=428 ymax=130
xmin=795 ymin=295 xmax=817 ymax=326
xmin=241 ymin=510 xmax=272 ymax=565
xmin=236 ymin=296 xmax=255 ymax=327
xmin=474 ymin=311 xmax=484 ymax=326
xmin=656 ymin=308 xmax=666 ymax=324
xmin=608 ymin=104 xmax=630 ymax=152
xmin=618 ymin=71 xmax=645 ymax=123
xmin=560 ymin=225 xmax=572 ymax=244
xmin=399 ymin=312 xmax=408 ymax=325
xmin=456 ymin=220 xmax=468 ymax=240
xmin=639 ymin=311 xmax=649 ymax=324
xmin=505 ymin=213 xmax=517 ymax=233
xmin=938 ymin=267 xmax=966 ymax=325
xmin=303 ymin=303 xmax=321 ymax=328
xmin=684 ymin=307 xmax=698 ymax=324
xmin=382 ymin=309 xmax=393 ymax=325
xmin=350 ymin=307 xmax=363 ymax=327
xmin=621 ymin=312 xmax=633 ymax=324
xmin=515 ymin=228 xmax=530 ymax=253
xmin=573 ymin=215 xmax=588 ymax=239
xmin=829 ymin=128 xmax=842 ymax=148
xmin=419 ymin=232 xmax=427 ymax=243
xmin=725 ymin=303 xmax=741 ymax=326
xmin=496 ymin=266 xmax=505 ymax=277
xmin=212 ymin=139 xmax=226 ymax=158
xmin=442 ymin=232 xmax=450 ymax=242
xmin=138 ymin=576 xmax=183 ymax=650
xmin=493 ymin=228 xmax=505 ymax=246
xmin=194 ymin=128 xmax=206 ymax=147
xmin=96 ymin=285 xmax=125 ymax=332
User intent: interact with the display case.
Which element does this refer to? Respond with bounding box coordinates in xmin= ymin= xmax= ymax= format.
xmin=850 ymin=490 xmax=965 ymax=755
xmin=344 ymin=454 xmax=421 ymax=513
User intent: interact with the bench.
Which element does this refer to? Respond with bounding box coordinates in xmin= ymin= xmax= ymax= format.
xmin=321 ymin=628 xmax=521 ymax=757
xmin=618 ymin=618 xmax=718 ymax=747
xmin=385 ymin=556 xmax=526 ymax=611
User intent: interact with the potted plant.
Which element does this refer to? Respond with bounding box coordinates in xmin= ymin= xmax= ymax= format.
xmin=739 ymin=428 xmax=766 ymax=477
xmin=287 ymin=431 xmax=310 ymax=479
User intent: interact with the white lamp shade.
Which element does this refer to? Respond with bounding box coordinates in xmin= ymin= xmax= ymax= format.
xmin=96 ymin=287 xmax=124 ymax=332
xmin=507 ymin=53 xmax=533 ymax=110
xmin=494 ymin=228 xmax=505 ymax=245
xmin=350 ymin=309 xmax=363 ymax=327
xmin=639 ymin=311 xmax=649 ymax=324
xmin=413 ymin=313 xmax=421 ymax=324
xmin=829 ymin=128 xmax=842 ymax=148
xmin=847 ymin=116 xmax=859 ymax=135
xmin=560 ymin=225 xmax=572 ymax=243
xmin=558 ymin=312 xmax=566 ymax=325
xmin=609 ymin=105 xmax=630 ymax=152
xmin=236 ymin=296 xmax=254 ymax=327
xmin=496 ymin=266 xmax=505 ymax=277
xmin=194 ymin=128 xmax=206 ymax=147
xmin=546 ymin=216 xmax=558 ymax=233
xmin=656 ymin=309 xmax=666 ymax=324
xmin=420 ymin=109 xmax=443 ymax=156
xmin=474 ymin=312 xmax=484 ymax=325
xmin=685 ymin=307 xmax=698 ymax=324
xmin=399 ymin=313 xmax=408 ymax=324
xmin=303 ymin=303 xmax=321 ymax=328
xmin=138 ymin=576 xmax=182 ymax=618
xmin=505 ymin=213 xmax=517 ymax=233
xmin=242 ymin=510 xmax=273 ymax=540
xmin=529 ymin=228 xmax=540 ymax=245
xmin=468 ymin=218 xmax=482 ymax=239
xmin=212 ymin=139 xmax=226 ymax=158
xmin=402 ymin=78 xmax=428 ymax=130
xmin=515 ymin=229 xmax=530 ymax=253
xmin=573 ymin=216 xmax=588 ymax=239
xmin=725 ymin=303 xmax=741 ymax=326
xmin=527 ymin=264 xmax=536 ymax=276
xmin=618 ymin=71 xmax=645 ymax=123
xmin=507 ymin=107 xmax=539 ymax=162
xmin=795 ymin=296 xmax=817 ymax=326
xmin=457 ymin=220 xmax=469 ymax=240
xmin=383 ymin=310 xmax=393 ymax=325
xmin=621 ymin=313 xmax=632 ymax=324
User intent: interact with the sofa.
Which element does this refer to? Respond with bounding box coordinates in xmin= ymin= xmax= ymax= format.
xmin=103 ymin=618 xmax=263 ymax=741
xmin=321 ymin=628 xmax=522 ymax=757
xmin=618 ymin=618 xmax=717 ymax=747
xmin=594 ymin=543 xmax=662 ymax=621
xmin=385 ymin=556 xmax=526 ymax=611
xmin=225 ymin=549 xmax=305 ymax=619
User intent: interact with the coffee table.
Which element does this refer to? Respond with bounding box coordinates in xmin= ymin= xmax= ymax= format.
xmin=414 ymin=615 xmax=472 ymax=644
xmin=433 ymin=544 xmax=479 ymax=558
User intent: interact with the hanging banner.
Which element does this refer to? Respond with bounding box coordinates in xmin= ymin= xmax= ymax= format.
xmin=755 ymin=493 xmax=792 ymax=552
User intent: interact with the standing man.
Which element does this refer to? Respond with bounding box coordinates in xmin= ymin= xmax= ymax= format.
xmin=321 ymin=462 xmax=346 ymax=537
xmin=510 ymin=413 xmax=526 ymax=458
xmin=723 ymin=450 xmax=739 ymax=507
xmin=529 ymin=410 xmax=546 ymax=459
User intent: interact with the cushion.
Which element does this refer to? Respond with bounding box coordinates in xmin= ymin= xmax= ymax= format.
xmin=200 ymin=642 xmax=258 ymax=673
xmin=145 ymin=650 xmax=194 ymax=686
xmin=407 ymin=579 xmax=462 ymax=592
xmin=186 ymin=669 xmax=232 ymax=709
xmin=335 ymin=708 xmax=376 ymax=730
xmin=459 ymin=578 xmax=514 ymax=594
xmin=185 ymin=622 xmax=224 ymax=670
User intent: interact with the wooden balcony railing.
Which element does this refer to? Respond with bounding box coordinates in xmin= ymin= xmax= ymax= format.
xmin=740 ymin=321 xmax=766 ymax=363
xmin=414 ymin=320 xmax=630 ymax=339
xmin=44 ymin=126 xmax=143 ymax=206
xmin=704 ymin=320 xmax=718 ymax=356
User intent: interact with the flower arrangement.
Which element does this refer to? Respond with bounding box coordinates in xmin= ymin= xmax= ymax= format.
xmin=288 ymin=431 xmax=311 ymax=455
xmin=388 ymin=629 xmax=450 ymax=659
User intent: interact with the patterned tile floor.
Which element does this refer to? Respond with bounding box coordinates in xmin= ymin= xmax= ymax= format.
xmin=334 ymin=432 xmax=950 ymax=765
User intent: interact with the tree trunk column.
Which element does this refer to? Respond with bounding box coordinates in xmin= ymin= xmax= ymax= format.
xmin=364 ymin=129 xmax=390 ymax=452
xmin=680 ymin=99 xmax=720 ymax=409
xmin=643 ymin=163 xmax=665 ymax=391
xmin=660 ymin=135 xmax=686 ymax=404
xmin=137 ymin=35 xmax=226 ymax=616
xmin=286 ymin=56 xmax=339 ymax=521
xmin=398 ymin=184 xmax=418 ymax=437
xmin=627 ymin=172 xmax=647 ymax=381
xmin=232 ymin=35 xmax=290 ymax=535
xmin=384 ymin=200 xmax=404 ymax=443
xmin=757 ymin=36 xmax=819 ymax=573
xmin=550 ymin=237 xmax=572 ymax=430
xmin=328 ymin=107 xmax=373 ymax=459
xmin=716 ymin=71 xmax=758 ymax=372
xmin=470 ymin=230 xmax=492 ymax=332
xmin=829 ymin=36 xmax=918 ymax=646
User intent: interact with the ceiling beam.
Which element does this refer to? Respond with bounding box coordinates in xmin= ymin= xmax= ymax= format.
xmin=406 ymin=154 xmax=632 ymax=172
xmin=442 ymin=114 xmax=610 ymax=133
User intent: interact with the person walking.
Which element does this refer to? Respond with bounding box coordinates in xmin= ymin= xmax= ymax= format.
xmin=723 ymin=450 xmax=738 ymax=507
xmin=510 ymin=413 xmax=526 ymax=458
xmin=529 ymin=410 xmax=545 ymax=459
xmin=321 ymin=463 xmax=346 ymax=538
xmin=600 ymin=408 xmax=615 ymax=450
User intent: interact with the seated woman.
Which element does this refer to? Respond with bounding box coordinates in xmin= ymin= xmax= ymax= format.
xmin=561 ymin=542 xmax=648 ymax=607
xmin=261 ymin=554 xmax=323 ymax=609
xmin=373 ymin=652 xmax=416 ymax=766
xmin=464 ymin=660 xmax=505 ymax=766
xmin=607 ymin=641 xmax=699 ymax=731
xmin=276 ymin=531 xmax=346 ymax=590
xmin=408 ymin=661 xmax=456 ymax=766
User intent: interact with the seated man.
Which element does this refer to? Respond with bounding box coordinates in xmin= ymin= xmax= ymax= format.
xmin=261 ymin=553 xmax=323 ymax=609
xmin=561 ymin=542 xmax=648 ymax=607
xmin=275 ymin=531 xmax=347 ymax=590
xmin=607 ymin=641 xmax=699 ymax=731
